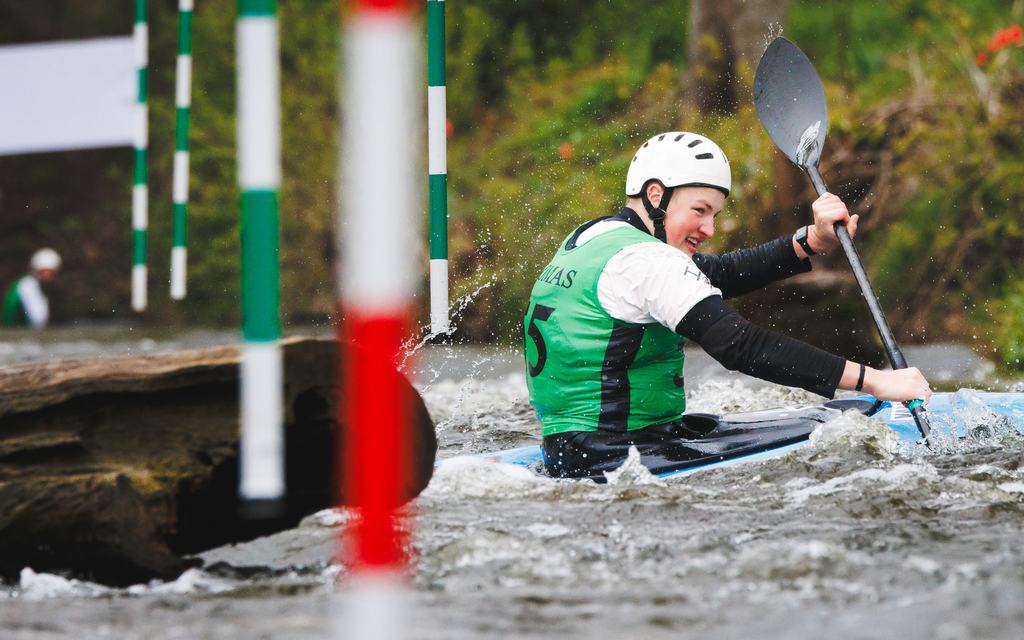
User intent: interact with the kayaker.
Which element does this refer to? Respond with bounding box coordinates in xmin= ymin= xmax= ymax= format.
xmin=524 ymin=131 xmax=932 ymax=478
xmin=2 ymin=248 xmax=62 ymax=328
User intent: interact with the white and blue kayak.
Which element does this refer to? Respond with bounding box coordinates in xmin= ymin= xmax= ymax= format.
xmin=465 ymin=392 xmax=1024 ymax=481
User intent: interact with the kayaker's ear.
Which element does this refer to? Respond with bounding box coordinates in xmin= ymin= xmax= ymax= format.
xmin=645 ymin=181 xmax=665 ymax=209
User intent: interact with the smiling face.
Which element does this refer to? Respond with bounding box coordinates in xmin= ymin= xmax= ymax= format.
xmin=663 ymin=186 xmax=726 ymax=256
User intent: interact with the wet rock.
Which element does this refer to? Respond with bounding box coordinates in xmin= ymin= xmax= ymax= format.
xmin=0 ymin=337 xmax=436 ymax=586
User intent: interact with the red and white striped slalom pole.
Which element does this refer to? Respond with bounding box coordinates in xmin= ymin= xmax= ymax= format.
xmin=338 ymin=0 xmax=419 ymax=636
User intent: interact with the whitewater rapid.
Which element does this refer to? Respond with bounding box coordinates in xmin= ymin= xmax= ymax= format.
xmin=3 ymin=341 xmax=1024 ymax=639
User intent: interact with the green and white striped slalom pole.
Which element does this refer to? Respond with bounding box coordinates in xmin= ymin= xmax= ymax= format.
xmin=237 ymin=0 xmax=283 ymax=516
xmin=132 ymin=0 xmax=149 ymax=311
xmin=427 ymin=0 xmax=448 ymax=335
xmin=171 ymin=0 xmax=194 ymax=300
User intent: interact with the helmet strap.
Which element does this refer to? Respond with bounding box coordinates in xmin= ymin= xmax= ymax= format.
xmin=640 ymin=181 xmax=674 ymax=243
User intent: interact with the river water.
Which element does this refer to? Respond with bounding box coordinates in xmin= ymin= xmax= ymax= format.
xmin=2 ymin=329 xmax=1024 ymax=639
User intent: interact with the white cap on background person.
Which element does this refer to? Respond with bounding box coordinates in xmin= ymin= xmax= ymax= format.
xmin=30 ymin=248 xmax=62 ymax=273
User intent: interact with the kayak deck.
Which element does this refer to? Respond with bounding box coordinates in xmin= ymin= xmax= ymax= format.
xmin=454 ymin=392 xmax=1024 ymax=480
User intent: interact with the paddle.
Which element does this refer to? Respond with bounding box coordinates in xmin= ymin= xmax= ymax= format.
xmin=753 ymin=36 xmax=932 ymax=443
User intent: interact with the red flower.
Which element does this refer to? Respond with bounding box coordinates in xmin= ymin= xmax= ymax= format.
xmin=984 ymin=25 xmax=1022 ymax=54
xmin=988 ymin=31 xmax=1004 ymax=52
xmin=558 ymin=142 xmax=574 ymax=160
xmin=976 ymin=52 xmax=988 ymax=65
xmin=985 ymin=25 xmax=1023 ymax=54
xmin=445 ymin=118 xmax=453 ymax=139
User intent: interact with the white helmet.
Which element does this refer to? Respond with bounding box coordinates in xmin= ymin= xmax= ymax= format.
xmin=625 ymin=131 xmax=731 ymax=197
xmin=30 ymin=248 xmax=62 ymax=272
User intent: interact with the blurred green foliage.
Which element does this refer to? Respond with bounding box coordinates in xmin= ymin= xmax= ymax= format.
xmin=857 ymin=1 xmax=1024 ymax=370
xmin=0 ymin=0 xmax=1022 ymax=370
xmin=444 ymin=0 xmax=1024 ymax=373
xmin=995 ymin=280 xmax=1024 ymax=370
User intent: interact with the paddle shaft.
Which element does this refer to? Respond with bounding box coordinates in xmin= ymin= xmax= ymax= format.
xmin=806 ymin=166 xmax=931 ymax=440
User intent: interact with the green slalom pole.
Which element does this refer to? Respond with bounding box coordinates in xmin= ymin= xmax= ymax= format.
xmin=132 ymin=0 xmax=149 ymax=311
xmin=427 ymin=0 xmax=449 ymax=335
xmin=237 ymin=0 xmax=284 ymax=516
xmin=171 ymin=0 xmax=194 ymax=300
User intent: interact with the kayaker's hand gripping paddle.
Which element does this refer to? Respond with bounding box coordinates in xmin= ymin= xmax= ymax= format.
xmin=754 ymin=36 xmax=932 ymax=443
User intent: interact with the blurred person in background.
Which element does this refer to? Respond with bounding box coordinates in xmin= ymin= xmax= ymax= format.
xmin=3 ymin=248 xmax=62 ymax=328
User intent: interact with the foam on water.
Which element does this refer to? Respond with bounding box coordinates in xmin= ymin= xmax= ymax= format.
xmin=16 ymin=567 xmax=111 ymax=600
xmin=303 ymin=507 xmax=354 ymax=528
xmin=788 ymin=464 xmax=940 ymax=505
xmin=996 ymin=481 xmax=1024 ymax=494
xmin=524 ymin=522 xmax=572 ymax=538
xmin=952 ymin=389 xmax=1024 ymax=445
xmin=602 ymin=446 xmax=667 ymax=487
xmin=12 ymin=566 xmax=243 ymax=601
xmin=422 ymin=373 xmax=536 ymax=453
xmin=741 ymin=410 xmax=903 ymax=488
xmin=726 ymin=538 xmax=874 ymax=586
xmin=685 ymin=378 xmax=827 ymax=414
xmin=805 ymin=409 xmax=900 ymax=460
xmin=901 ymin=389 xmax=1024 ymax=457
xmin=423 ymin=455 xmax=549 ymax=499
xmin=126 ymin=568 xmax=235 ymax=596
xmin=426 ymin=451 xmax=685 ymax=508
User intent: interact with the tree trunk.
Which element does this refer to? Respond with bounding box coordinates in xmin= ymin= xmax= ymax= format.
xmin=689 ymin=0 xmax=790 ymax=114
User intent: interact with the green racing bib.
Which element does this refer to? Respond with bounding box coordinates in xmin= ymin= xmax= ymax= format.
xmin=524 ymin=222 xmax=685 ymax=436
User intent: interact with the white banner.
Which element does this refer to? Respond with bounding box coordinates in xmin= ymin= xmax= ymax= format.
xmin=0 ymin=37 xmax=135 ymax=156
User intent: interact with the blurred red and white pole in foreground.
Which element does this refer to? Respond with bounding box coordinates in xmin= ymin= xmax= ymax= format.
xmin=338 ymin=0 xmax=419 ymax=637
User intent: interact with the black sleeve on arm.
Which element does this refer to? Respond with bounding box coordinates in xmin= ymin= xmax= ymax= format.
xmin=676 ymin=295 xmax=845 ymax=398
xmin=692 ymin=234 xmax=811 ymax=299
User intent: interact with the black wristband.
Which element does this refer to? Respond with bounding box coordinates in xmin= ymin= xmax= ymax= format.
xmin=855 ymin=364 xmax=866 ymax=391
xmin=795 ymin=225 xmax=817 ymax=256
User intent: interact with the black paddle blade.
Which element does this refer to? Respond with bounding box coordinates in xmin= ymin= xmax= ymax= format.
xmin=753 ymin=37 xmax=828 ymax=170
